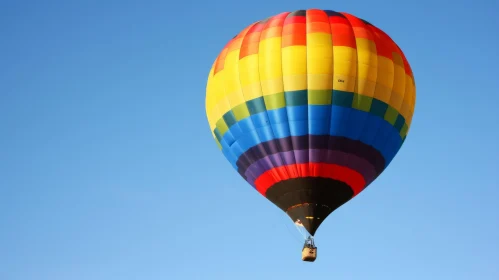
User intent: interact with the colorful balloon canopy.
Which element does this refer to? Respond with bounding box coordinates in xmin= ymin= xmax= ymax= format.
xmin=205 ymin=9 xmax=416 ymax=236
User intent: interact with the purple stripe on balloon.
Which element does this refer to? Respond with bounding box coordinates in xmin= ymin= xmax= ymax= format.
xmin=244 ymin=149 xmax=378 ymax=186
xmin=236 ymin=135 xmax=386 ymax=175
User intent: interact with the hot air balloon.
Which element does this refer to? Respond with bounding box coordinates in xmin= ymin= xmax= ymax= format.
xmin=205 ymin=9 xmax=416 ymax=262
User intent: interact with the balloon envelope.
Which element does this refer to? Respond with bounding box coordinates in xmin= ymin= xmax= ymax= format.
xmin=205 ymin=9 xmax=416 ymax=235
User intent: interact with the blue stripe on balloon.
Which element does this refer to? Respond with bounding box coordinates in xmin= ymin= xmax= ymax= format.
xmin=309 ymin=105 xmax=331 ymax=135
xmin=219 ymin=105 xmax=403 ymax=169
xmin=219 ymin=137 xmax=238 ymax=170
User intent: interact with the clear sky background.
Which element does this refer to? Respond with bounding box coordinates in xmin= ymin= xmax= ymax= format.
xmin=1 ymin=0 xmax=498 ymax=279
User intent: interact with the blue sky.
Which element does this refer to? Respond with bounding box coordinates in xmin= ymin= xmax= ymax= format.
xmin=1 ymin=0 xmax=498 ymax=279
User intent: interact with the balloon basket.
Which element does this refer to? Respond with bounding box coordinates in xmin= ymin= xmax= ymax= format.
xmin=301 ymin=246 xmax=317 ymax=262
xmin=301 ymin=236 xmax=317 ymax=262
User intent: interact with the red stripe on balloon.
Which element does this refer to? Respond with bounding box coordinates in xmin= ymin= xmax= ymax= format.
xmin=255 ymin=163 xmax=366 ymax=196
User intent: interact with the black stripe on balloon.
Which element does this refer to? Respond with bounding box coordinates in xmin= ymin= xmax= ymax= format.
xmin=236 ymin=135 xmax=386 ymax=178
xmin=324 ymin=10 xmax=346 ymax=18
xmin=288 ymin=10 xmax=306 ymax=17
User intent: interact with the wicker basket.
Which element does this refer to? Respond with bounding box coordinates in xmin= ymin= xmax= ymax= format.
xmin=301 ymin=247 xmax=317 ymax=262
